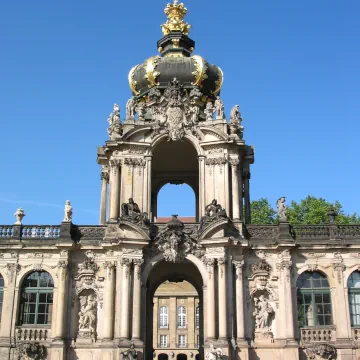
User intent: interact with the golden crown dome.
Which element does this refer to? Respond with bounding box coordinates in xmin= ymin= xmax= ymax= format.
xmin=161 ymin=0 xmax=191 ymax=36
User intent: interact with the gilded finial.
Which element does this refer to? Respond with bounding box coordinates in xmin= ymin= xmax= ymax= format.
xmin=161 ymin=0 xmax=191 ymax=36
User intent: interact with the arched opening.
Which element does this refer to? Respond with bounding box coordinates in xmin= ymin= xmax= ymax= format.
xmin=18 ymin=271 xmax=54 ymax=325
xmin=348 ymin=271 xmax=360 ymax=326
xmin=151 ymin=139 xmax=199 ymax=222
xmin=159 ymin=354 xmax=169 ymax=360
xmin=157 ymin=184 xmax=196 ymax=222
xmin=145 ymin=260 xmax=203 ymax=360
xmin=177 ymin=354 xmax=187 ymax=360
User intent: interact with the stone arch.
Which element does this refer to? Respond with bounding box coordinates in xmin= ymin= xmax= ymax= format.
xmin=0 ymin=270 xmax=8 ymax=288
xmin=296 ymin=265 xmax=335 ymax=287
xmin=158 ymin=354 xmax=169 ymax=360
xmin=16 ymin=264 xmax=57 ymax=289
xmin=344 ymin=266 xmax=360 ymax=286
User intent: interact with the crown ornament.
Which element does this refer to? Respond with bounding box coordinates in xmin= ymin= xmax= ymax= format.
xmin=161 ymin=0 xmax=191 ymax=36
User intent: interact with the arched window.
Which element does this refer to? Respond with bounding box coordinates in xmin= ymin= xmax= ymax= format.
xmin=159 ymin=306 xmax=169 ymax=328
xmin=348 ymin=271 xmax=360 ymax=326
xmin=177 ymin=306 xmax=187 ymax=328
xmin=0 ymin=275 xmax=4 ymax=322
xmin=296 ymin=271 xmax=332 ymax=327
xmin=18 ymin=271 xmax=54 ymax=326
xmin=195 ymin=306 xmax=200 ymax=328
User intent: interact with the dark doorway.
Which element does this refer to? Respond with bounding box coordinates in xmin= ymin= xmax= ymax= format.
xmin=177 ymin=355 xmax=187 ymax=360
xmin=195 ymin=355 xmax=200 ymax=360
xmin=159 ymin=355 xmax=169 ymax=360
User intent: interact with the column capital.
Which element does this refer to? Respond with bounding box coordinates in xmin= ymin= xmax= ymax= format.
xmin=217 ymin=257 xmax=226 ymax=266
xmin=120 ymin=258 xmax=132 ymax=266
xmin=233 ymin=258 xmax=244 ymax=278
xmin=104 ymin=261 xmax=116 ymax=269
xmin=229 ymin=158 xmax=240 ymax=167
xmin=100 ymin=171 xmax=109 ymax=182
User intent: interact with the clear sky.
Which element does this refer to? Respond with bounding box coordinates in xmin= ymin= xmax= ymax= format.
xmin=0 ymin=0 xmax=359 ymax=224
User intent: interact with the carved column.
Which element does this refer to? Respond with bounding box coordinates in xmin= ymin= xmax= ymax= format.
xmin=132 ymin=259 xmax=144 ymax=341
xmin=198 ymin=156 xmax=206 ymax=218
xmin=218 ymin=257 xmax=227 ymax=340
xmin=230 ymin=158 xmax=240 ymax=220
xmin=99 ymin=169 xmax=109 ymax=225
xmin=103 ymin=261 xmax=116 ymax=341
xmin=114 ymin=258 xmax=122 ymax=339
xmin=243 ymin=167 xmax=251 ymax=224
xmin=120 ymin=258 xmax=131 ymax=339
xmin=204 ymin=258 xmax=216 ymax=340
xmin=109 ymin=159 xmax=121 ymax=221
xmin=144 ymin=156 xmax=152 ymax=217
xmin=233 ymin=259 xmax=245 ymax=341
xmin=54 ymin=261 xmax=68 ymax=340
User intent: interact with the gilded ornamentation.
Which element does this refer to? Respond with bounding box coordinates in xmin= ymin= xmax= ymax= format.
xmin=161 ymin=0 xmax=191 ymax=36
xmin=191 ymin=55 xmax=208 ymax=88
xmin=211 ymin=66 xmax=224 ymax=95
xmin=128 ymin=65 xmax=140 ymax=95
xmin=144 ymin=56 xmax=161 ymax=88
xmin=172 ymin=38 xmax=180 ymax=48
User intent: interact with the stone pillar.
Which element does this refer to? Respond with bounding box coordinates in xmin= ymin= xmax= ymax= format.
xmin=230 ymin=158 xmax=240 ymax=220
xmin=103 ymin=261 xmax=116 ymax=341
xmin=0 ymin=263 xmax=19 ymax=339
xmin=233 ymin=259 xmax=245 ymax=341
xmin=132 ymin=259 xmax=143 ymax=341
xmin=243 ymin=167 xmax=251 ymax=224
xmin=144 ymin=156 xmax=152 ymax=216
xmin=198 ymin=156 xmax=206 ymax=218
xmin=99 ymin=169 xmax=109 ymax=225
xmin=54 ymin=261 xmax=68 ymax=340
xmin=218 ymin=257 xmax=227 ymax=340
xmin=114 ymin=259 xmax=122 ymax=339
xmin=109 ymin=159 xmax=121 ymax=221
xmin=204 ymin=259 xmax=216 ymax=340
xmin=120 ymin=258 xmax=131 ymax=340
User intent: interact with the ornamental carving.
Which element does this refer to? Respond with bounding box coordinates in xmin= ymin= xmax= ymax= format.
xmin=205 ymin=343 xmax=224 ymax=360
xmin=154 ymin=215 xmax=204 ymax=263
xmin=107 ymin=104 xmax=123 ymax=140
xmin=17 ymin=342 xmax=46 ymax=360
xmin=252 ymin=293 xmax=275 ymax=341
xmin=199 ymin=199 xmax=228 ymax=233
xmin=121 ymin=198 xmax=150 ymax=228
xmin=124 ymin=158 xmax=146 ymax=167
xmin=228 ymin=105 xmax=244 ymax=140
xmin=205 ymin=157 xmax=227 ymax=166
xmin=78 ymin=290 xmax=97 ymax=342
xmin=6 ymin=263 xmax=20 ymax=283
xmin=78 ymin=251 xmax=99 ymax=274
xmin=121 ymin=342 xmax=138 ymax=360
xmin=252 ymin=259 xmax=271 ymax=274
xmin=305 ymin=343 xmax=336 ymax=359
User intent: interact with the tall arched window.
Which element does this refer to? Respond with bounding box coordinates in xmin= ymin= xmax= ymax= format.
xmin=18 ymin=271 xmax=54 ymax=326
xmin=0 ymin=275 xmax=4 ymax=322
xmin=195 ymin=306 xmax=199 ymax=328
xmin=159 ymin=306 xmax=169 ymax=328
xmin=348 ymin=271 xmax=360 ymax=326
xmin=296 ymin=271 xmax=332 ymax=327
xmin=177 ymin=306 xmax=187 ymax=328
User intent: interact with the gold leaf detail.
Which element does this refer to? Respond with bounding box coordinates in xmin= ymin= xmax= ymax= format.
xmin=191 ymin=55 xmax=208 ymax=88
xmin=161 ymin=0 xmax=191 ymax=36
xmin=144 ymin=56 xmax=161 ymax=88
xmin=128 ymin=65 xmax=140 ymax=95
xmin=211 ymin=66 xmax=224 ymax=95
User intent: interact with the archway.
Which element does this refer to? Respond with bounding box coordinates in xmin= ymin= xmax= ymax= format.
xmin=177 ymin=354 xmax=187 ymax=360
xmin=151 ymin=138 xmax=199 ymax=221
xmin=159 ymin=354 xmax=169 ymax=360
xmin=145 ymin=259 xmax=204 ymax=360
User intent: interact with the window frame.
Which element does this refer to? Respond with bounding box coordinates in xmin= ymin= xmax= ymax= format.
xmin=296 ymin=271 xmax=333 ymax=328
xmin=18 ymin=271 xmax=54 ymax=327
xmin=348 ymin=271 xmax=360 ymax=327
xmin=195 ymin=306 xmax=200 ymax=329
xmin=160 ymin=334 xmax=168 ymax=348
xmin=177 ymin=306 xmax=187 ymax=329
xmin=159 ymin=306 xmax=169 ymax=329
xmin=178 ymin=334 xmax=186 ymax=348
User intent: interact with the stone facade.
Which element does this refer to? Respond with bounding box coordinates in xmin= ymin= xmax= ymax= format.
xmin=0 ymin=1 xmax=359 ymax=360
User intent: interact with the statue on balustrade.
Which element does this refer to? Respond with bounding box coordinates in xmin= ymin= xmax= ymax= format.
xmin=14 ymin=207 xmax=26 ymax=225
xmin=229 ymin=105 xmax=244 ymax=139
xmin=63 ymin=200 xmax=72 ymax=222
xmin=276 ymin=196 xmax=288 ymax=222
xmin=204 ymin=101 xmax=214 ymax=121
xmin=121 ymin=198 xmax=149 ymax=227
xmin=126 ymin=97 xmax=137 ymax=119
xmin=107 ymin=103 xmax=123 ymax=139
xmin=205 ymin=343 xmax=224 ymax=360
xmin=199 ymin=199 xmax=227 ymax=232
xmin=253 ymin=294 xmax=274 ymax=329
xmin=121 ymin=342 xmax=137 ymax=360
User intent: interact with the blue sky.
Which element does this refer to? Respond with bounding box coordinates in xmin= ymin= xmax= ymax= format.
xmin=0 ymin=0 xmax=359 ymax=224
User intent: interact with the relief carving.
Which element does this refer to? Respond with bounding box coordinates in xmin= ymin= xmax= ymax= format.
xmin=17 ymin=342 xmax=46 ymax=360
xmin=121 ymin=198 xmax=149 ymax=228
xmin=305 ymin=343 xmax=336 ymax=359
xmin=199 ymin=199 xmax=227 ymax=233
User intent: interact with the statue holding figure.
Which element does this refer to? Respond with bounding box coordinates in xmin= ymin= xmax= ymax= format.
xmin=276 ymin=197 xmax=288 ymax=222
xmin=199 ymin=199 xmax=227 ymax=232
xmin=253 ymin=294 xmax=274 ymax=329
xmin=78 ymin=294 xmax=97 ymax=334
xmin=121 ymin=198 xmax=149 ymax=227
xmin=205 ymin=343 xmax=224 ymax=360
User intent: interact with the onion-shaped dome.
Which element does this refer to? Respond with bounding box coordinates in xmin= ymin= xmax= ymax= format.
xmin=128 ymin=1 xmax=223 ymax=100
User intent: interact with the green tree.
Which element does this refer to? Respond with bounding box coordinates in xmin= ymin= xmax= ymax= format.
xmin=250 ymin=198 xmax=276 ymax=224
xmin=250 ymin=195 xmax=360 ymax=225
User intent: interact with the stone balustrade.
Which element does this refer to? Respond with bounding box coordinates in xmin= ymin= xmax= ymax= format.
xmin=292 ymin=225 xmax=330 ymax=240
xmin=16 ymin=327 xmax=51 ymax=341
xmin=0 ymin=225 xmax=13 ymax=238
xmin=300 ymin=327 xmax=335 ymax=344
xmin=21 ymin=226 xmax=60 ymax=239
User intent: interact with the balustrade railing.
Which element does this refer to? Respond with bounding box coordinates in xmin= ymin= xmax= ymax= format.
xmin=77 ymin=226 xmax=106 ymax=239
xmin=246 ymin=225 xmax=278 ymax=240
xmin=21 ymin=226 xmax=60 ymax=239
xmin=16 ymin=327 xmax=51 ymax=341
xmin=292 ymin=225 xmax=330 ymax=241
xmin=338 ymin=225 xmax=360 ymax=239
xmin=300 ymin=327 xmax=335 ymax=344
xmin=0 ymin=225 xmax=13 ymax=238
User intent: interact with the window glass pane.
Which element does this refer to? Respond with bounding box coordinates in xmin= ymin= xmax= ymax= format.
xmin=348 ymin=272 xmax=360 ymax=288
xmin=0 ymin=276 xmax=4 ymax=288
xmin=322 ymin=293 xmax=331 ymax=303
xmin=313 ymin=279 xmax=322 ymax=288
xmin=39 ymin=293 xmax=47 ymax=303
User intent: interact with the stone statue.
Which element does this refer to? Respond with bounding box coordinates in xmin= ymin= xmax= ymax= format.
xmin=14 ymin=208 xmax=25 ymax=225
xmin=121 ymin=198 xmax=149 ymax=227
xmin=214 ymin=96 xmax=224 ymax=119
xmin=78 ymin=293 xmax=97 ymax=333
xmin=199 ymin=199 xmax=227 ymax=232
xmin=229 ymin=105 xmax=244 ymax=139
xmin=107 ymin=103 xmax=123 ymax=139
xmin=78 ymin=251 xmax=99 ymax=273
xmin=126 ymin=98 xmax=136 ymax=119
xmin=63 ymin=200 xmax=72 ymax=222
xmin=276 ymin=197 xmax=288 ymax=222
xmin=189 ymin=104 xmax=200 ymax=124
xmin=121 ymin=342 xmax=137 ymax=360
xmin=205 ymin=343 xmax=224 ymax=360
xmin=135 ymin=102 xmax=146 ymax=121
xmin=204 ymin=101 xmax=214 ymax=121
xmin=253 ymin=295 xmax=274 ymax=329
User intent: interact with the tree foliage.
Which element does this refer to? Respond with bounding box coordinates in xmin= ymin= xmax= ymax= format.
xmin=250 ymin=195 xmax=360 ymax=225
